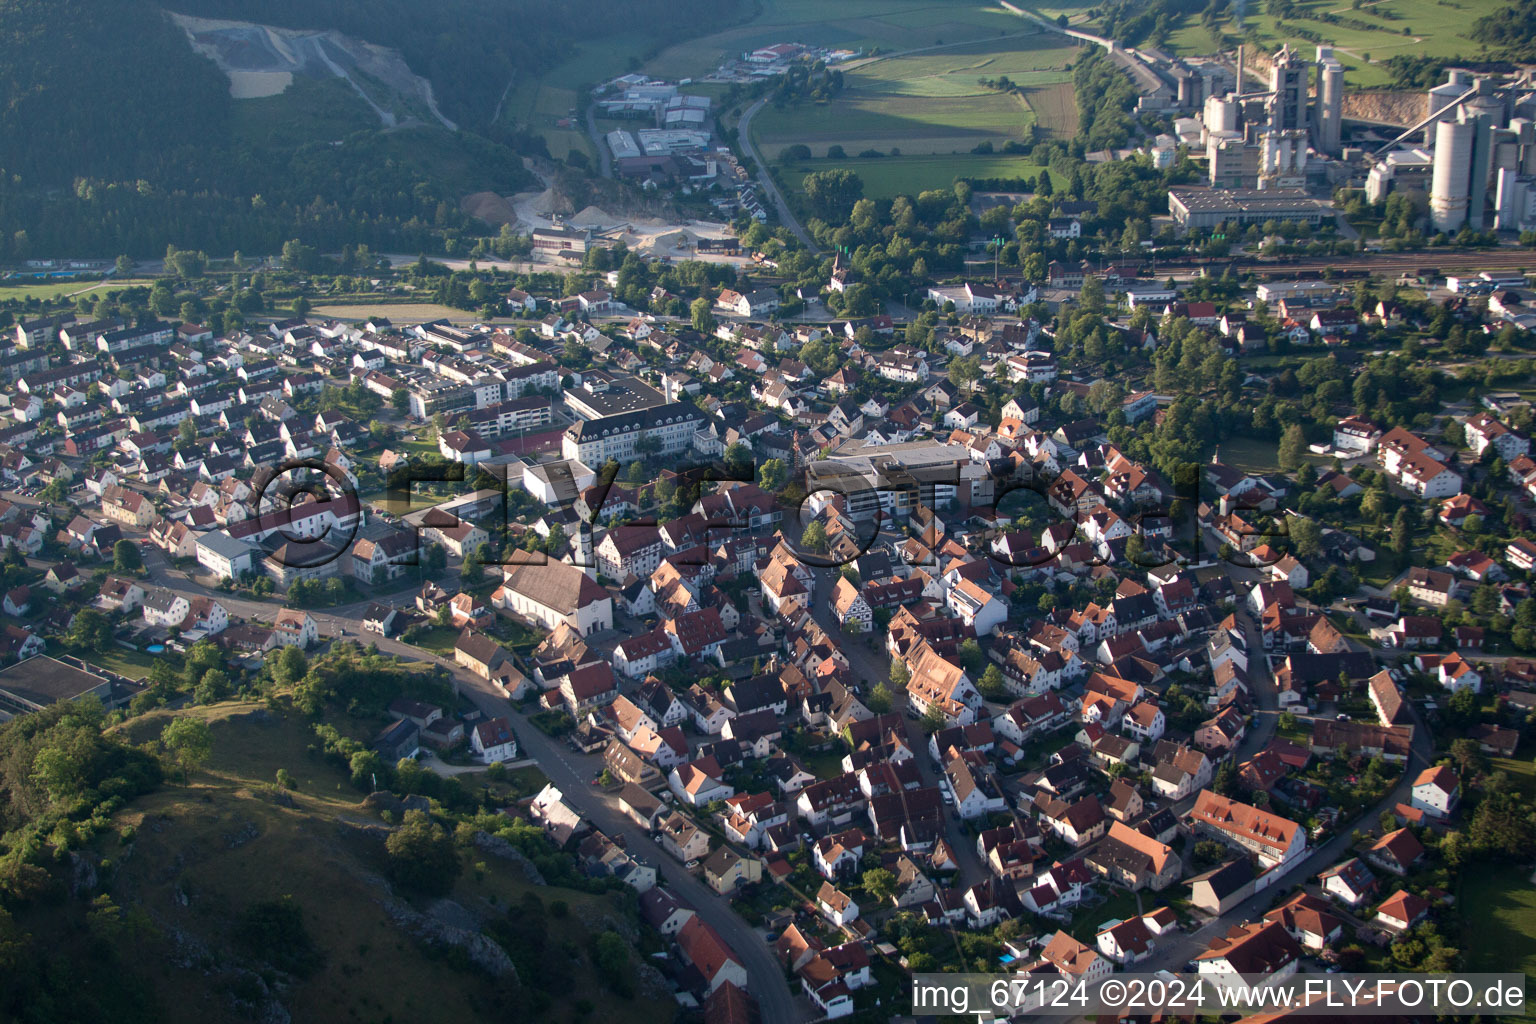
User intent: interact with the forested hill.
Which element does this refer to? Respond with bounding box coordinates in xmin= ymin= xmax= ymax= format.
xmin=0 ymin=0 xmax=749 ymax=257
xmin=170 ymin=0 xmax=744 ymax=131
xmin=0 ymin=0 xmax=232 ymax=188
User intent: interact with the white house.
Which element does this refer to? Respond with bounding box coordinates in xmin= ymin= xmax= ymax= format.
xmin=140 ymin=588 xmax=190 ymax=628
xmin=1194 ymin=920 xmax=1302 ymax=982
xmin=1333 ymin=418 xmax=1380 ymax=455
xmin=669 ymin=759 xmax=734 ymax=807
xmin=272 ymin=609 xmax=319 ymax=648
xmin=1410 ymin=764 xmax=1460 ymax=818
xmin=470 ymin=717 xmax=518 ymax=763
xmin=196 ymin=531 xmax=257 ymax=579
xmin=816 ymin=881 xmax=860 ymax=926
xmin=1437 ymin=652 xmax=1482 ymax=694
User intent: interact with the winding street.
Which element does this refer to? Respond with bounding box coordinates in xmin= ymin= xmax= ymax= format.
xmin=457 ymin=677 xmax=806 ymax=1024
xmin=736 ymin=99 xmax=819 ymax=253
xmin=127 ymin=546 xmax=806 ymax=1022
xmin=94 ymin=513 xmax=1432 ymax=1017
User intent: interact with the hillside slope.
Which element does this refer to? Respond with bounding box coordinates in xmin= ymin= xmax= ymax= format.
xmin=3 ymin=703 xmax=670 ymax=1024
xmin=0 ymin=0 xmax=750 ymax=256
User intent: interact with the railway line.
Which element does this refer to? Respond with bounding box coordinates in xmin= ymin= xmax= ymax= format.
xmin=1158 ymin=246 xmax=1536 ymax=280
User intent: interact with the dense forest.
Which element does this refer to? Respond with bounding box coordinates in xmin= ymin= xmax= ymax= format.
xmin=1470 ymin=0 xmax=1536 ymax=59
xmin=1073 ymin=48 xmax=1142 ymax=151
xmin=171 ymin=0 xmax=743 ymax=131
xmin=0 ymin=0 xmax=750 ymax=257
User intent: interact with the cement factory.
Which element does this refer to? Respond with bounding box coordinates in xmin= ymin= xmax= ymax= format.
xmin=1119 ymin=36 xmax=1536 ymax=235
xmin=1368 ymin=72 xmax=1536 ymax=233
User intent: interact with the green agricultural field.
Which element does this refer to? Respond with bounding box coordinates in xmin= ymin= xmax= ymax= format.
xmin=785 ymin=153 xmax=1047 ymax=199
xmin=1158 ymin=0 xmax=1488 ymax=90
xmin=1460 ymin=863 xmax=1536 ymax=979
xmin=644 ymin=0 xmax=1042 ymax=82
xmin=751 ymin=33 xmax=1077 ymax=159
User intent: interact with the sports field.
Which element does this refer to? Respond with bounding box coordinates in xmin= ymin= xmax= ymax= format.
xmin=1159 ymin=0 xmax=1489 ymax=90
xmin=0 ymin=277 xmax=154 ymax=301
xmin=751 ymin=33 xmax=1076 ymax=159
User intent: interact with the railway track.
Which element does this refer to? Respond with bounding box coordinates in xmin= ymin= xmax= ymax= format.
xmin=1155 ymin=247 xmax=1536 ymax=280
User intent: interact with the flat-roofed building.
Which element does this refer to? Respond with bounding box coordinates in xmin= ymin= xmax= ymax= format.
xmin=0 ymin=655 xmax=116 ymax=720
xmin=1168 ymin=188 xmax=1335 ymax=232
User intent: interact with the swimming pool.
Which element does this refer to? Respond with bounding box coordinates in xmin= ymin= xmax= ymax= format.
xmin=145 ymin=644 xmax=165 ymax=653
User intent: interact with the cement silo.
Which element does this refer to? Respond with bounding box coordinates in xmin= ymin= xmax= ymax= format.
xmin=1464 ymin=80 xmax=1508 ymax=130
xmin=1430 ymin=118 xmax=1476 ymax=232
xmin=1315 ymin=53 xmax=1344 ymax=155
xmin=1511 ymin=118 xmax=1536 ymax=175
xmin=1426 ymin=70 xmax=1471 ymax=145
xmin=1204 ymin=94 xmax=1239 ymax=134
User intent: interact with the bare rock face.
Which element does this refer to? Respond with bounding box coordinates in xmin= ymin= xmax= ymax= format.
xmin=219 ymin=968 xmax=292 ymax=1024
xmin=223 ymin=821 xmax=261 ymax=850
xmin=379 ymin=897 xmax=519 ymax=980
xmin=471 ymin=830 xmax=547 ymax=886
xmin=1343 ymin=90 xmax=1428 ymax=129
xmin=635 ymin=960 xmax=672 ymax=1001
xmin=69 ymin=851 xmax=98 ymax=895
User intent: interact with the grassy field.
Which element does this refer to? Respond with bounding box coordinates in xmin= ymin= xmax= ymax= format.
xmin=751 ymin=33 xmax=1076 ymax=159
xmin=311 ymin=302 xmax=499 ymax=323
xmin=782 ymin=153 xmax=1047 ymax=199
xmin=1023 ymin=79 xmax=1079 ymax=137
xmin=644 ymin=0 xmax=1046 ymax=82
xmin=1068 ymin=887 xmax=1141 ymax=942
xmin=406 ymin=625 xmax=461 ymax=657
xmin=0 ymin=277 xmax=155 ymax=301
xmin=1218 ymin=436 xmax=1282 ymax=475
xmin=1460 ymin=863 xmax=1536 ymax=980
xmin=363 ymin=489 xmax=446 ymax=516
xmin=1492 ymin=754 xmax=1536 ymax=795
xmin=1158 ymin=0 xmax=1488 ymax=90
xmin=95 ymin=644 xmax=183 ymax=681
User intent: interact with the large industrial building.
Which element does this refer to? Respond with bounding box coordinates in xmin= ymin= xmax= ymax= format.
xmin=1198 ymin=44 xmax=1344 ymax=190
xmin=1168 ymin=188 xmax=1336 ymax=232
xmin=1364 ymin=71 xmax=1536 ymax=232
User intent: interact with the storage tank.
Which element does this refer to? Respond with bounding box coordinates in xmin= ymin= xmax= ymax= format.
xmin=1260 ymin=130 xmax=1280 ymax=175
xmin=1431 ymin=118 xmax=1476 ymax=232
xmin=1465 ymin=78 xmax=1508 ymax=130
xmin=1494 ymin=129 xmax=1521 ymax=176
xmin=1496 ymin=166 xmax=1521 ymax=230
xmin=1316 ymin=59 xmax=1344 ymax=155
xmin=1204 ymin=94 xmax=1238 ymax=134
xmin=1426 ymin=70 xmax=1470 ymax=145
xmin=1512 ymin=118 xmax=1536 ymax=175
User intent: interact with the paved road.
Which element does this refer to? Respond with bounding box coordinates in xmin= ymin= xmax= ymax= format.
xmin=451 ymin=673 xmax=806 ymax=1024
xmin=1137 ymin=534 xmax=1437 ymax=970
xmin=736 ymin=99 xmax=819 ymax=253
xmin=121 ymin=545 xmax=806 ymax=1022
xmin=586 ymin=102 xmax=613 ymax=179
xmin=807 ymin=564 xmax=991 ymax=887
xmin=1143 ymin=712 xmax=1433 ymax=974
